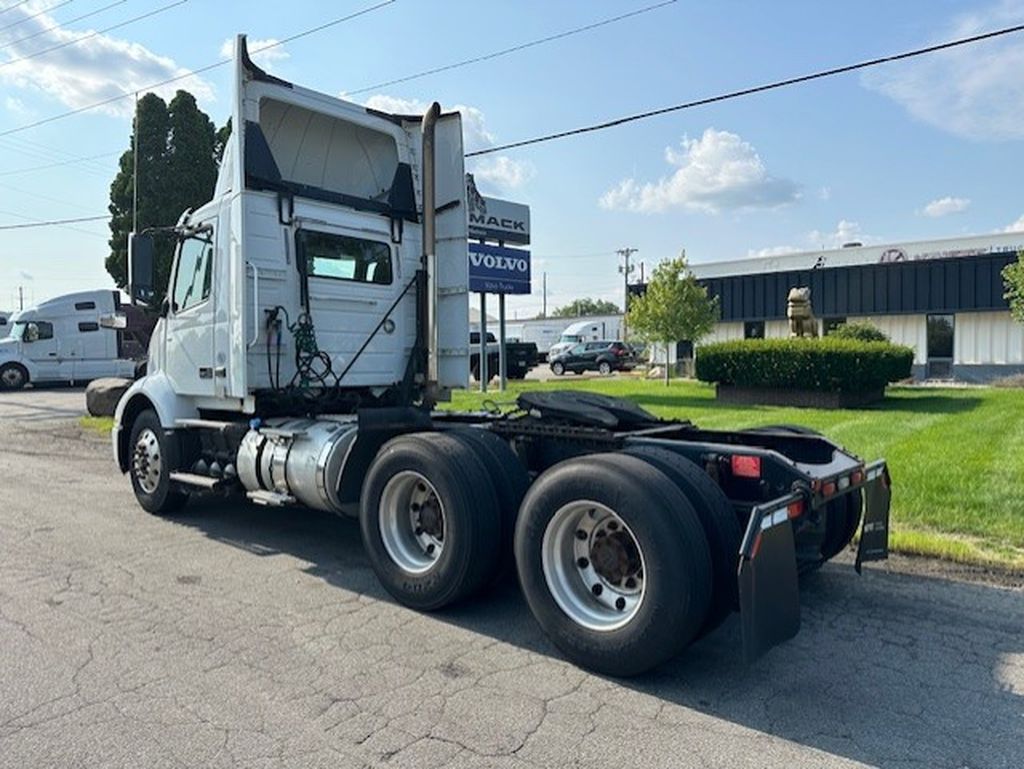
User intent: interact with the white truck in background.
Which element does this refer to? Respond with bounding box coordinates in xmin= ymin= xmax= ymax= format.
xmin=547 ymin=315 xmax=624 ymax=358
xmin=0 ymin=289 xmax=150 ymax=390
xmin=110 ymin=36 xmax=891 ymax=677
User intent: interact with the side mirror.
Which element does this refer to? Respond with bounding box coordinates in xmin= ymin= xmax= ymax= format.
xmin=128 ymin=233 xmax=155 ymax=305
xmin=24 ymin=322 xmax=39 ymax=343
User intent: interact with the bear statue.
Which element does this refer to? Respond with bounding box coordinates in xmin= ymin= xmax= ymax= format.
xmin=787 ymin=286 xmax=818 ymax=338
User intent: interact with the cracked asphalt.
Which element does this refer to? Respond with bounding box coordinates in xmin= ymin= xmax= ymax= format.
xmin=1 ymin=388 xmax=1022 ymax=768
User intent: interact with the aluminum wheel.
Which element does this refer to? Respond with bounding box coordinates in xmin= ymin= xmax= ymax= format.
xmin=132 ymin=427 xmax=162 ymax=494
xmin=541 ymin=500 xmax=647 ymax=631
xmin=379 ymin=471 xmax=446 ymax=574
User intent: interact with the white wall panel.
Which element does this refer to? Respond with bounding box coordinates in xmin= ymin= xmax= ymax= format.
xmin=955 ymin=312 xmax=1024 ymax=365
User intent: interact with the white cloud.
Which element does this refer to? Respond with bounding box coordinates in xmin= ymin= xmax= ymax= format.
xmin=862 ymin=1 xmax=1024 ymax=140
xmin=1005 ymin=213 xmax=1024 ymax=232
xmin=807 ymin=219 xmax=878 ymax=249
xmin=922 ymin=196 xmax=971 ymax=217
xmin=361 ymin=94 xmax=534 ymax=193
xmin=220 ymin=38 xmax=289 ymax=71
xmin=598 ymin=128 xmax=799 ymax=214
xmin=4 ymin=96 xmax=31 ymax=116
xmin=0 ymin=4 xmax=213 ymax=116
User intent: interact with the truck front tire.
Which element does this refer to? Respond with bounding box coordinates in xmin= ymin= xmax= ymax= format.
xmin=0 ymin=362 xmax=28 ymax=391
xmin=128 ymin=410 xmax=189 ymax=515
xmin=514 ymin=453 xmax=712 ymax=677
xmin=360 ymin=433 xmax=502 ymax=610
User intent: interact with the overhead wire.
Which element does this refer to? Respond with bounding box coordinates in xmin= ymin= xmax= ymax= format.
xmin=345 ymin=0 xmax=676 ymax=95
xmin=0 ymin=0 xmax=396 ymax=138
xmin=0 ymin=0 xmax=75 ymax=34
xmin=0 ymin=150 xmax=120 ymax=176
xmin=0 ymin=1 xmax=33 ymax=18
xmin=0 ymin=0 xmax=126 ymax=49
xmin=466 ymin=22 xmax=1024 ymax=157
xmin=0 ymin=0 xmax=186 ymax=69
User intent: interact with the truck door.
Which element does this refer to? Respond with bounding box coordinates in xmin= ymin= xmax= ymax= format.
xmin=22 ymin=321 xmax=64 ymax=382
xmin=164 ymin=219 xmax=218 ymax=397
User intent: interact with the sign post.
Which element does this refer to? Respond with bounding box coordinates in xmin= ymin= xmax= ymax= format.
xmin=466 ymin=175 xmax=531 ymax=392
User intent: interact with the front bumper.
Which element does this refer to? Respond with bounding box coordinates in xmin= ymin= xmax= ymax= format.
xmin=737 ymin=460 xmax=891 ymax=662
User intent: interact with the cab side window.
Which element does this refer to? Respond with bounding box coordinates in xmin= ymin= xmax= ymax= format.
xmin=33 ymin=321 xmax=54 ymax=340
xmin=172 ymin=233 xmax=214 ymax=312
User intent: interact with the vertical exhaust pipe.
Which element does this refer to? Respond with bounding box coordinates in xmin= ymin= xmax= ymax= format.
xmin=421 ymin=102 xmax=441 ymax=391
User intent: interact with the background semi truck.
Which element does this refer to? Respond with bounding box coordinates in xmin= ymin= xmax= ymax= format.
xmin=112 ymin=37 xmax=891 ymax=676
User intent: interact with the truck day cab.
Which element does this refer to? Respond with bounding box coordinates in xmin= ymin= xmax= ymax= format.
xmin=112 ymin=37 xmax=891 ymax=676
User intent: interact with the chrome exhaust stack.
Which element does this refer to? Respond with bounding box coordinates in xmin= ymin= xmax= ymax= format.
xmin=421 ymin=102 xmax=441 ymax=393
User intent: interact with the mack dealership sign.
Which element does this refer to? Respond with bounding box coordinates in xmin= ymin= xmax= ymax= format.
xmin=466 ymin=174 xmax=530 ymax=245
xmin=468 ymin=243 xmax=531 ymax=295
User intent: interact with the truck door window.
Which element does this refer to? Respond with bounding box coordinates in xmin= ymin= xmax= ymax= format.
xmin=299 ymin=230 xmax=393 ymax=285
xmin=172 ymin=234 xmax=214 ymax=312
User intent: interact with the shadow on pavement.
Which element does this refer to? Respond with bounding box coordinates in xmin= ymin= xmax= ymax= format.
xmin=178 ymin=496 xmax=1022 ymax=769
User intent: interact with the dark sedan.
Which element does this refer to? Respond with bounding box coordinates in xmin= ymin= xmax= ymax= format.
xmin=549 ymin=340 xmax=636 ymax=376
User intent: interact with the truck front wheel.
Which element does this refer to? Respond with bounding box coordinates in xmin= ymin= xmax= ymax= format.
xmin=128 ymin=410 xmax=188 ymax=515
xmin=360 ymin=433 xmax=502 ymax=610
xmin=0 ymin=362 xmax=28 ymax=391
xmin=515 ymin=453 xmax=712 ymax=676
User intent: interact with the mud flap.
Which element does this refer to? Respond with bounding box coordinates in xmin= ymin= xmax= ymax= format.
xmin=738 ymin=493 xmax=802 ymax=663
xmin=855 ymin=461 xmax=891 ymax=573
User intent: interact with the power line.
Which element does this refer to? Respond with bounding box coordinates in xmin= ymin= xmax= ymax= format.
xmin=0 ymin=1 xmax=32 ymax=18
xmin=0 ymin=213 xmax=108 ymax=230
xmin=346 ymin=0 xmax=676 ymax=95
xmin=0 ymin=0 xmax=186 ymax=70
xmin=0 ymin=150 xmax=120 ymax=176
xmin=0 ymin=0 xmax=396 ymax=138
xmin=0 ymin=0 xmax=75 ymax=34
xmin=0 ymin=1 xmax=126 ymax=49
xmin=467 ymin=22 xmax=1024 ymax=157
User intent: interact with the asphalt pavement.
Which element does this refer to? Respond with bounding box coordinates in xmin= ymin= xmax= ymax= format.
xmin=0 ymin=387 xmax=1021 ymax=768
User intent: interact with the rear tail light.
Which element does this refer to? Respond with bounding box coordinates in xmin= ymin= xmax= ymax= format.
xmin=731 ymin=454 xmax=762 ymax=479
xmin=851 ymin=469 xmax=864 ymax=485
xmin=822 ymin=481 xmax=837 ymax=497
xmin=787 ymin=500 xmax=805 ymax=519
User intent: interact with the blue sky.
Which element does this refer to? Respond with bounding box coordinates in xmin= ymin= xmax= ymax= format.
xmin=1 ymin=0 xmax=1022 ymax=317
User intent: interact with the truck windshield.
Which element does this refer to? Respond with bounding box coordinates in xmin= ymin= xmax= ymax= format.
xmin=559 ymin=334 xmax=582 ymax=344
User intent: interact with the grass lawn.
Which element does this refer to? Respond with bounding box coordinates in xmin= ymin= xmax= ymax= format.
xmin=82 ymin=378 xmax=1024 ymax=569
xmin=448 ymin=377 xmax=1024 ymax=570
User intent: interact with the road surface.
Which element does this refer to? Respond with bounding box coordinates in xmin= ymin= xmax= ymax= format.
xmin=0 ymin=387 xmax=1021 ymax=768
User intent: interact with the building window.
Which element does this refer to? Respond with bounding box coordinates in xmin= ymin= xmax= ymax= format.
xmin=927 ymin=315 xmax=954 ymax=359
xmin=299 ymin=230 xmax=393 ymax=285
xmin=74 ymin=301 xmax=96 ymax=311
xmin=78 ymin=322 xmax=99 ymax=332
xmin=823 ymin=317 xmax=846 ymax=335
xmin=743 ymin=321 xmax=765 ymax=339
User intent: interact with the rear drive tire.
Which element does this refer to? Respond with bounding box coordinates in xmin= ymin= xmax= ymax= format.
xmin=0 ymin=362 xmax=28 ymax=391
xmin=128 ymin=409 xmax=189 ymax=515
xmin=515 ymin=452 xmax=712 ymax=677
xmin=623 ymin=445 xmax=742 ymax=636
xmin=551 ymin=362 xmax=565 ymax=376
xmin=598 ymin=360 xmax=612 ymax=375
xmin=444 ymin=428 xmax=530 ymax=580
xmin=360 ymin=433 xmax=502 ymax=610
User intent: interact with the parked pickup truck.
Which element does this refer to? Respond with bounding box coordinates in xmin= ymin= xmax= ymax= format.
xmin=470 ymin=330 xmax=538 ymax=381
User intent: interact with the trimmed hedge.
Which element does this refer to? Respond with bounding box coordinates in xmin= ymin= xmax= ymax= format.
xmin=695 ymin=338 xmax=914 ymax=393
xmin=829 ymin=321 xmax=890 ymax=343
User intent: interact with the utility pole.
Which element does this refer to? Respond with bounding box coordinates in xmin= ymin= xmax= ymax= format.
xmin=541 ymin=271 xmax=547 ymax=318
xmin=617 ymin=247 xmax=638 ymax=339
xmin=18 ymin=285 xmax=24 ymax=311
xmin=132 ymin=92 xmax=139 ymax=235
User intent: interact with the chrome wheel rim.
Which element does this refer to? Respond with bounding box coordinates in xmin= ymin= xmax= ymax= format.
xmin=379 ymin=471 xmax=445 ymax=574
xmin=599 ymin=362 xmax=611 ymax=374
xmin=132 ymin=428 xmax=162 ymax=494
xmin=541 ymin=500 xmax=646 ymax=631
xmin=1 ymin=367 xmax=24 ymax=388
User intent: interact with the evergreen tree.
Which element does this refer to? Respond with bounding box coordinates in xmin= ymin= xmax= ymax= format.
xmin=106 ymin=90 xmax=224 ymax=305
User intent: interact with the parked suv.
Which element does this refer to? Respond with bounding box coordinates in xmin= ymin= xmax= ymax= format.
xmin=549 ymin=340 xmax=636 ymax=376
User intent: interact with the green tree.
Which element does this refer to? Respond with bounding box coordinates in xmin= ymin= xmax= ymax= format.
xmin=1002 ymin=250 xmax=1024 ymax=323
xmin=626 ymin=255 xmax=719 ymax=385
xmin=106 ymin=90 xmax=224 ymax=305
xmin=551 ymin=297 xmax=621 ymax=318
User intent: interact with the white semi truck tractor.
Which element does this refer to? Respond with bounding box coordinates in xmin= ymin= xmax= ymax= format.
xmin=113 ymin=37 xmax=893 ymax=676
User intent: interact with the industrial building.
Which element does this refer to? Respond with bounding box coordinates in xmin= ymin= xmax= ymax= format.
xmin=686 ymin=232 xmax=1024 ymax=382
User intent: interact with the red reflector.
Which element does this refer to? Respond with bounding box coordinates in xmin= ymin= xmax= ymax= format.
xmin=787 ymin=501 xmax=804 ymax=519
xmin=731 ymin=454 xmax=762 ymax=479
xmin=851 ymin=470 xmax=864 ymax=485
xmin=751 ymin=531 xmax=763 ymax=559
xmin=822 ymin=481 xmax=837 ymax=496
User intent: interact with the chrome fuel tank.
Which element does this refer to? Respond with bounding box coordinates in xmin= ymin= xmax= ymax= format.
xmin=237 ymin=418 xmax=357 ymax=513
